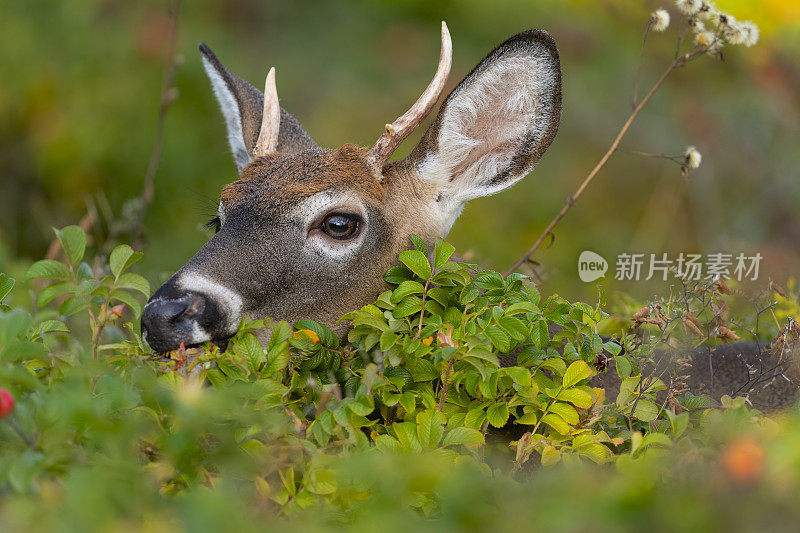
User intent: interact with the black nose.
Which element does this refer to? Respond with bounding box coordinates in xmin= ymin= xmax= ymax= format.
xmin=141 ymin=293 xmax=207 ymax=353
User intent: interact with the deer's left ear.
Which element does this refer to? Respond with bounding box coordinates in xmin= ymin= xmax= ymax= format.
xmin=406 ymin=30 xmax=562 ymax=231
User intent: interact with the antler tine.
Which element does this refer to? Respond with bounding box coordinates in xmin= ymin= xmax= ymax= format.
xmin=366 ymin=21 xmax=452 ymax=173
xmin=253 ymin=67 xmax=280 ymax=158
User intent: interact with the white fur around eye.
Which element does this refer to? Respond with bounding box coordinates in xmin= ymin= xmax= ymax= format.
xmin=293 ymin=191 xmax=368 ymax=262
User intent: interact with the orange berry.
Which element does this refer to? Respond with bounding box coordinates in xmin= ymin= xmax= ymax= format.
xmin=722 ymin=436 xmax=764 ymax=484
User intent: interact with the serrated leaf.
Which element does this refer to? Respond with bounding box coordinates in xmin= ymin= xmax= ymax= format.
xmin=443 ymin=427 xmax=485 ymax=448
xmin=416 ymin=409 xmax=446 ymax=449
xmin=55 ymin=226 xmax=86 ymax=266
xmin=392 ymin=296 xmax=423 ymax=318
xmin=0 ymin=274 xmax=14 ymax=302
xmin=23 ymin=260 xmax=72 ymax=282
xmin=390 ymin=280 xmax=425 ymax=304
xmin=393 ymin=422 xmax=422 ymax=453
xmin=556 ymin=388 xmax=594 ymax=408
xmin=109 ymin=289 xmax=143 ymax=319
xmin=37 ymin=282 xmax=76 ymax=308
xmin=486 ymin=403 xmax=509 ymax=428
xmin=433 ymin=238 xmax=455 ymax=270
xmin=473 ymin=271 xmax=504 ymax=290
xmin=109 ymin=244 xmax=143 ymax=279
xmin=562 ymin=360 xmax=594 ymax=388
xmin=497 ymin=316 xmax=527 ymax=341
xmin=398 ymin=249 xmax=431 ymax=280
xmin=540 ymin=445 xmax=561 ymax=466
xmin=531 ymin=320 xmax=549 ymax=349
xmin=484 ymin=325 xmax=510 ymax=352
xmin=506 ymin=301 xmax=541 ymax=316
xmin=634 ymin=399 xmax=660 ymax=422
xmin=614 ymin=355 xmax=632 ymax=379
xmin=548 ymin=402 xmax=579 ymax=425
xmin=115 ymin=273 xmax=151 ymax=298
xmin=541 ymin=413 xmax=570 ymax=435
xmin=405 ymin=358 xmax=438 ymax=382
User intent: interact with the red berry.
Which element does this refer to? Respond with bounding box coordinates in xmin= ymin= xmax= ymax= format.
xmin=0 ymin=388 xmax=15 ymax=418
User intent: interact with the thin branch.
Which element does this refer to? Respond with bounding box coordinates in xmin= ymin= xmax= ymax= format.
xmin=132 ymin=0 xmax=183 ymax=250
xmin=505 ymin=56 xmax=685 ymax=276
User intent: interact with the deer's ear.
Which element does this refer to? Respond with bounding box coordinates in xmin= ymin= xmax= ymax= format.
xmin=407 ymin=30 xmax=562 ymax=229
xmin=199 ymin=44 xmax=318 ymax=172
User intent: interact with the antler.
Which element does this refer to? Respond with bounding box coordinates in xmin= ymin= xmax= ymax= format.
xmin=366 ymin=21 xmax=452 ymax=172
xmin=253 ymin=67 xmax=280 ymax=158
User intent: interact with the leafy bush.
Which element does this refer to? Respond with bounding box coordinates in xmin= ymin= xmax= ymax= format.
xmin=0 ymin=226 xmax=797 ymax=530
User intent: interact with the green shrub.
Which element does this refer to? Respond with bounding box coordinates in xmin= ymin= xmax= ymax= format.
xmin=0 ymin=226 xmax=795 ymax=531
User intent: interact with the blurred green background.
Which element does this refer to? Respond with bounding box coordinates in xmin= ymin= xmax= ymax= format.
xmin=1 ymin=0 xmax=798 ymax=301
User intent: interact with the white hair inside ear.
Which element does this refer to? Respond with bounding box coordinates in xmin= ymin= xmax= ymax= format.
xmin=201 ymin=56 xmax=253 ymax=171
xmin=416 ymin=46 xmax=560 ymax=233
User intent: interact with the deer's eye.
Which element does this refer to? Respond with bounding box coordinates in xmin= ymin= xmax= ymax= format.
xmin=321 ymin=213 xmax=361 ymax=240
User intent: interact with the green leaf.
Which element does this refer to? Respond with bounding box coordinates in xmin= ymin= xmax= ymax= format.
xmin=374 ymin=435 xmax=403 ymax=454
xmin=109 ymin=245 xmax=143 ymax=279
xmin=54 ymin=226 xmax=86 ymax=266
xmin=602 ymin=341 xmax=623 ymax=356
xmin=541 ymin=445 xmax=561 ymax=466
xmin=37 ymin=282 xmax=76 ymax=308
xmin=115 ymin=273 xmax=151 ymax=298
xmin=541 ymin=413 xmax=570 ymax=435
xmin=405 ymin=358 xmax=438 ymax=382
xmin=433 ymin=238 xmax=455 ymax=270
xmin=263 ymin=340 xmax=290 ymax=376
xmin=667 ymin=410 xmax=689 ymax=438
xmin=416 ymin=409 xmax=446 ymax=449
xmin=293 ymin=319 xmax=338 ymax=348
xmin=497 ymin=316 xmax=527 ymax=341
xmin=531 ymin=320 xmax=549 ymax=349
xmin=390 ymin=280 xmax=425 ymax=304
xmin=410 ymin=235 xmax=427 ymax=253
xmin=0 ymin=274 xmax=14 ymax=302
xmin=500 ymin=366 xmax=532 ymax=387
xmin=392 ymin=295 xmax=423 ymax=318
xmin=486 ymin=403 xmax=509 ymax=428
xmin=473 ymin=271 xmax=504 ymax=290
xmin=398 ymin=250 xmax=432 ymax=280
xmin=562 ymin=360 xmax=594 ymax=388
xmin=506 ymin=301 xmax=541 ymax=316
xmin=35 ymin=320 xmax=69 ymax=335
xmin=109 ymin=289 xmax=143 ymax=319
xmin=443 ymin=427 xmax=485 ymax=448
xmin=681 ymin=395 xmax=717 ymax=410
xmin=393 ymin=422 xmax=422 ymax=453
xmin=614 ymin=355 xmax=632 ymax=379
xmin=23 ymin=260 xmax=72 ymax=282
xmin=634 ymin=399 xmax=660 ymax=422
xmin=384 ymin=265 xmax=414 ymax=285
xmin=548 ymin=402 xmax=579 ymax=425
xmin=556 ymin=388 xmax=594 ymax=408
xmin=484 ymin=325 xmax=510 ymax=352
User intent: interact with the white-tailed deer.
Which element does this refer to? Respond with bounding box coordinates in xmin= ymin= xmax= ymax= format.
xmin=142 ymin=24 xmax=561 ymax=350
xmin=141 ymin=25 xmax=798 ymax=410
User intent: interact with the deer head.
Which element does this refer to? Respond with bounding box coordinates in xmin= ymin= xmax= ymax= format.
xmin=141 ymin=24 xmax=562 ymax=353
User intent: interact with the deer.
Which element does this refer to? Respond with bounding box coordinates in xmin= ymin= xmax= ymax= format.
xmin=140 ymin=24 xmax=799 ymax=412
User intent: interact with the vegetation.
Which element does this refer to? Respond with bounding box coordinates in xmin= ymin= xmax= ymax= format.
xmin=1 ymin=227 xmax=799 ymax=530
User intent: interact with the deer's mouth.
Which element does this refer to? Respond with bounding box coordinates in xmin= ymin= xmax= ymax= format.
xmin=141 ymin=277 xmax=241 ymax=354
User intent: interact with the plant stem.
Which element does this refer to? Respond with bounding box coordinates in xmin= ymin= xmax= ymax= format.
xmin=505 ymin=58 xmax=682 ymax=276
xmin=132 ymin=0 xmax=183 ymax=250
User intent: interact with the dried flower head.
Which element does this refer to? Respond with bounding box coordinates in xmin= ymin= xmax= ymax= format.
xmin=675 ymin=0 xmax=702 ymax=15
xmin=740 ymin=21 xmax=759 ymax=47
xmin=695 ymin=31 xmax=715 ymax=47
xmin=651 ymin=9 xmax=671 ymax=32
xmin=685 ymin=146 xmax=702 ymax=169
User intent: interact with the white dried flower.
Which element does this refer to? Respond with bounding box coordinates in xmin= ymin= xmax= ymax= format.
xmin=651 ymin=9 xmax=671 ymax=32
xmin=695 ymin=31 xmax=716 ymax=47
xmin=740 ymin=21 xmax=759 ymax=47
xmin=689 ymin=18 xmax=706 ymax=33
xmin=675 ymin=0 xmax=701 ymax=15
xmin=685 ymin=146 xmax=702 ymax=169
